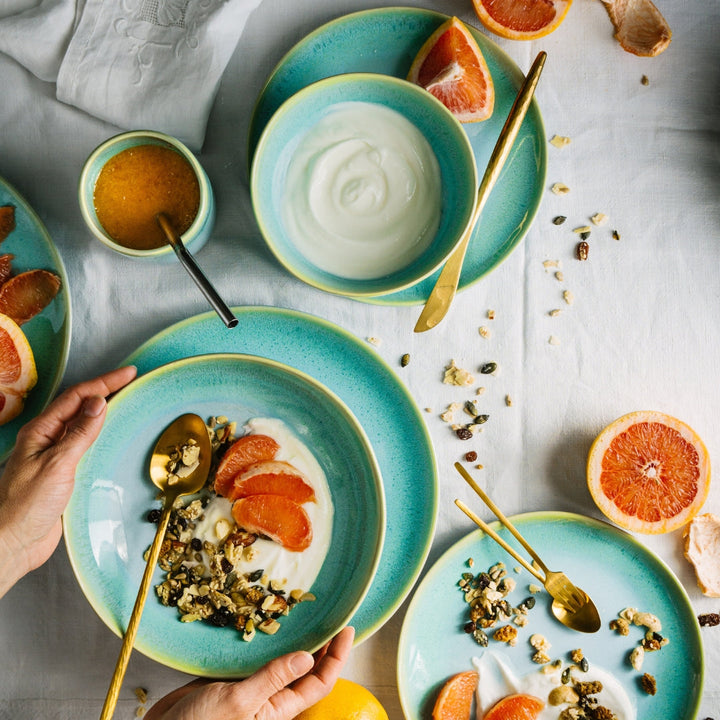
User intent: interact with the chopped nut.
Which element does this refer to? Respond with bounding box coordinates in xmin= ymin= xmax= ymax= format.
xmin=619 ymin=607 xmax=637 ymax=622
xmin=550 ymin=135 xmax=571 ymax=148
xmin=629 ymin=645 xmax=645 ymax=670
xmin=555 ymin=271 xmax=564 ymax=282
xmin=532 ymin=650 xmax=551 ymax=664
xmin=591 ymin=213 xmax=608 ymax=226
xmin=493 ymin=625 xmax=518 ymax=644
xmin=440 ymin=402 xmax=461 ymax=423
xmin=609 ymin=618 xmax=631 ymax=636
xmin=633 ymin=611 xmax=662 ymax=633
xmin=573 ymin=226 xmax=592 ymax=234
xmin=366 ymin=336 xmax=381 ymax=346
xmin=530 ymin=633 xmax=551 ymax=652
xmin=549 ymin=308 xmax=562 ymax=317
xmin=505 ymin=395 xmax=513 ymax=407
xmin=529 ymin=583 xmax=543 ymax=594
xmin=487 ymin=309 xmax=496 ymax=320
xmin=543 ymin=259 xmax=560 ymax=270
xmin=551 ymin=182 xmax=570 ymax=195
xmin=576 ymin=241 xmax=589 ymax=261
xmin=479 ymin=325 xmax=491 ymax=339
xmin=549 ymin=686 xmax=580 ymax=705
xmin=570 ymin=648 xmax=584 ymax=663
xmin=444 ymin=360 xmax=475 ymax=387
xmin=563 ymin=290 xmax=574 ymax=305
xmin=640 ymin=672 xmax=657 ymax=695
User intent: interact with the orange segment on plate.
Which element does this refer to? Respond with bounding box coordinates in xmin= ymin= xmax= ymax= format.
xmin=0 ymin=269 xmax=61 ymax=325
xmin=227 ymin=460 xmax=316 ymax=503
xmin=294 ymin=678 xmax=389 ymax=720
xmin=599 ymin=0 xmax=671 ymax=57
xmin=407 ymin=17 xmax=494 ymax=123
xmin=0 ymin=205 xmax=15 ymax=243
xmin=483 ymin=693 xmax=545 ymax=720
xmin=232 ymin=493 xmax=312 ymax=552
xmin=432 ymin=670 xmax=478 ymax=720
xmin=587 ymin=411 xmax=710 ymax=534
xmin=0 ymin=312 xmax=38 ymax=425
xmin=214 ymin=433 xmax=280 ymax=497
xmin=472 ymin=0 xmax=572 ymax=40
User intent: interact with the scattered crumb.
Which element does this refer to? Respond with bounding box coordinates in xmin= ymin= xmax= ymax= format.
xmin=366 ymin=336 xmax=381 ymax=346
xmin=550 ymin=135 xmax=571 ymax=148
xmin=505 ymin=395 xmax=513 ymax=407
xmin=573 ymin=226 xmax=592 ymax=234
xmin=591 ymin=213 xmax=608 ymax=226
xmin=543 ymin=259 xmax=561 ymax=270
xmin=640 ymin=673 xmax=657 ymax=696
xmin=555 ymin=271 xmax=564 ymax=282
xmin=443 ymin=360 xmax=475 ymax=387
xmin=563 ymin=290 xmax=574 ymax=305
xmin=134 ymin=689 xmax=148 ymax=704
xmin=476 ymin=386 xmax=486 ymax=396
xmin=549 ymin=308 xmax=562 ymax=317
xmin=641 ymin=75 xmax=649 ymax=86
xmin=549 ymin=335 xmax=560 ymax=345
xmin=487 ymin=309 xmax=496 ymax=320
xmin=424 ymin=407 xmax=432 ymax=413
xmin=551 ymin=182 xmax=570 ymax=195
xmin=440 ymin=402 xmax=461 ymax=423
xmin=475 ymin=463 xmax=484 ymax=470
xmin=479 ymin=325 xmax=491 ymax=339
xmin=613 ymin=229 xmax=621 ymax=241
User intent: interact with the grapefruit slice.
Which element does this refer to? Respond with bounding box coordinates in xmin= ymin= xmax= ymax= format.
xmin=294 ymin=678 xmax=389 ymax=720
xmin=214 ymin=433 xmax=280 ymax=497
xmin=483 ymin=694 xmax=545 ymax=720
xmin=472 ymin=0 xmax=572 ymax=40
xmin=407 ymin=17 xmax=494 ymax=123
xmin=432 ymin=671 xmax=478 ymax=720
xmin=599 ymin=0 xmax=671 ymax=57
xmin=0 ymin=312 xmax=38 ymax=425
xmin=0 ymin=205 xmax=15 ymax=243
xmin=226 ymin=460 xmax=316 ymax=503
xmin=0 ymin=254 xmax=13 ymax=286
xmin=231 ymin=494 xmax=312 ymax=552
xmin=587 ymin=411 xmax=710 ymax=534
xmin=0 ymin=269 xmax=61 ymax=325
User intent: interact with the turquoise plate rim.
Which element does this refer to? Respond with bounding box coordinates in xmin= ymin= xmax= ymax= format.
xmin=121 ymin=306 xmax=439 ymax=644
xmin=0 ymin=175 xmax=71 ymax=463
xmin=64 ymin=352 xmax=387 ymax=677
xmin=247 ymin=6 xmax=547 ymax=306
xmin=396 ymin=510 xmax=704 ymax=720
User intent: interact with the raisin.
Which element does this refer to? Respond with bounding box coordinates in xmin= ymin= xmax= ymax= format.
xmin=209 ymin=607 xmax=232 ymax=627
xmin=456 ymin=428 xmax=473 ymax=440
xmin=698 ymin=613 xmax=720 ymax=627
xmin=190 ymin=538 xmax=203 ymax=552
xmin=147 ymin=509 xmax=161 ymax=523
xmin=220 ymin=557 xmax=233 ymax=574
xmin=465 ymin=451 xmax=478 ymax=462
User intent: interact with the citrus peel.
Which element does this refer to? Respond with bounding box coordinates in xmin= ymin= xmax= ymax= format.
xmin=0 ymin=312 xmax=37 ymax=425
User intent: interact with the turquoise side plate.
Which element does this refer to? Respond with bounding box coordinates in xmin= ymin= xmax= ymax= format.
xmin=121 ymin=307 xmax=438 ymax=644
xmin=397 ymin=512 xmax=703 ymax=719
xmin=0 ymin=176 xmax=70 ymax=462
xmin=248 ymin=7 xmax=547 ymax=306
xmin=64 ymin=353 xmax=385 ymax=677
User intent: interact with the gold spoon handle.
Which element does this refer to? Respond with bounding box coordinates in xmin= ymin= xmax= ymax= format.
xmin=454 ymin=499 xmax=545 ymax=583
xmin=99 ymin=501 xmax=174 ymax=720
xmin=455 ymin=462 xmax=551 ymax=576
xmin=414 ymin=51 xmax=547 ymax=333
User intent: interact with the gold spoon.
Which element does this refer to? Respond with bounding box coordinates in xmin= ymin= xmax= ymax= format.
xmin=414 ymin=51 xmax=546 ymax=333
xmin=99 ymin=413 xmax=212 ymax=720
xmin=454 ymin=463 xmax=601 ymax=634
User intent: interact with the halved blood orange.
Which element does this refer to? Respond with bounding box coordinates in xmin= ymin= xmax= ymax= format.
xmin=0 ymin=205 xmax=15 ymax=243
xmin=432 ymin=670 xmax=478 ymax=720
xmin=0 ymin=254 xmax=13 ymax=286
xmin=0 ymin=312 xmax=37 ymax=425
xmin=407 ymin=17 xmax=494 ymax=123
xmin=483 ymin=693 xmax=545 ymax=720
xmin=214 ymin=433 xmax=280 ymax=497
xmin=600 ymin=0 xmax=671 ymax=57
xmin=0 ymin=269 xmax=61 ymax=325
xmin=226 ymin=460 xmax=316 ymax=504
xmin=472 ymin=0 xmax=572 ymax=41
xmin=232 ymin=494 xmax=312 ymax=552
xmin=587 ymin=411 xmax=710 ymax=534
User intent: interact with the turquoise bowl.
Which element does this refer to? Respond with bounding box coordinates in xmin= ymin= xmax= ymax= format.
xmin=251 ymin=73 xmax=478 ymax=297
xmin=78 ymin=130 xmax=215 ymax=263
xmin=64 ymin=354 xmax=385 ymax=677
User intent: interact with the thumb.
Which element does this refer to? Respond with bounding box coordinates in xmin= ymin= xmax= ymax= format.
xmin=54 ymin=395 xmax=108 ymax=464
xmin=238 ymin=651 xmax=314 ymax=709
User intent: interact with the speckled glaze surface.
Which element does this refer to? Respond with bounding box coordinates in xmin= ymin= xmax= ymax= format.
xmin=0 ymin=176 xmax=70 ymax=462
xmin=78 ymin=130 xmax=215 ymax=262
xmin=120 ymin=306 xmax=438 ymax=645
xmin=64 ymin=353 xmax=385 ymax=677
xmin=397 ymin=511 xmax=703 ymax=720
xmin=251 ymin=73 xmax=478 ymax=297
xmin=248 ymin=7 xmax=546 ymax=305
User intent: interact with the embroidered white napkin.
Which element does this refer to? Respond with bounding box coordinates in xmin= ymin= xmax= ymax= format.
xmin=0 ymin=0 xmax=260 ymax=149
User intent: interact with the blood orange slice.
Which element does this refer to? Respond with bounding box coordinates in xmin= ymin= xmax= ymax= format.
xmin=0 ymin=205 xmax=15 ymax=243
xmin=407 ymin=17 xmax=494 ymax=123
xmin=0 ymin=312 xmax=37 ymax=425
xmin=472 ymin=0 xmax=572 ymax=41
xmin=232 ymin=494 xmax=312 ymax=552
xmin=0 ymin=269 xmax=61 ymax=325
xmin=214 ymin=433 xmax=280 ymax=497
xmin=483 ymin=693 xmax=545 ymax=720
xmin=587 ymin=411 xmax=710 ymax=534
xmin=227 ymin=460 xmax=316 ymax=503
xmin=432 ymin=670 xmax=478 ymax=720
xmin=0 ymin=254 xmax=13 ymax=286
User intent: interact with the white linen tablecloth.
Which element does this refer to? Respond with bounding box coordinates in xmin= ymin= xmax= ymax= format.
xmin=0 ymin=0 xmax=718 ymax=717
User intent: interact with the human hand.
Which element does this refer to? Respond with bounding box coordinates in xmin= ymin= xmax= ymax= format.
xmin=144 ymin=625 xmax=355 ymax=720
xmin=0 ymin=365 xmax=137 ymax=595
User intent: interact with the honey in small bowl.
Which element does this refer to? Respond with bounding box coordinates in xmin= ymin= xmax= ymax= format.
xmin=93 ymin=144 xmax=200 ymax=251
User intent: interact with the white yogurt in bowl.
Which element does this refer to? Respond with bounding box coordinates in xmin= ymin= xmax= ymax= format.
xmin=282 ymin=101 xmax=442 ymax=280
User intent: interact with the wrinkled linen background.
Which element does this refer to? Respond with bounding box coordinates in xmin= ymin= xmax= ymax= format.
xmin=0 ymin=0 xmax=718 ymax=717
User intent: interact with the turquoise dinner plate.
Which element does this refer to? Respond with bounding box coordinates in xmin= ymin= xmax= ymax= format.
xmin=248 ymin=7 xmax=547 ymax=306
xmin=64 ymin=354 xmax=385 ymax=677
xmin=398 ymin=512 xmax=703 ymax=720
xmin=122 ymin=306 xmax=438 ymax=644
xmin=0 ymin=176 xmax=70 ymax=463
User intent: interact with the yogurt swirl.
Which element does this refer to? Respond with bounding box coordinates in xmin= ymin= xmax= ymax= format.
xmin=283 ymin=101 xmax=442 ymax=280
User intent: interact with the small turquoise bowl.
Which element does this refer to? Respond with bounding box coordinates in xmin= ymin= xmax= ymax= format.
xmin=64 ymin=353 xmax=385 ymax=677
xmin=251 ymin=73 xmax=478 ymax=297
xmin=78 ymin=130 xmax=215 ymax=262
